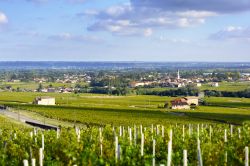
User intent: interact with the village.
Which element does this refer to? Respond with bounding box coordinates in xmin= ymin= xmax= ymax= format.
xmin=1 ymin=69 xmax=250 ymax=93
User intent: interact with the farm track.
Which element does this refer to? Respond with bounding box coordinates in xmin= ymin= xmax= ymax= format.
xmin=0 ymin=109 xmax=58 ymax=129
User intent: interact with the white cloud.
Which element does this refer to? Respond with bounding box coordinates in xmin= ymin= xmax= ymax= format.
xmin=48 ymin=33 xmax=104 ymax=43
xmin=176 ymin=11 xmax=217 ymax=18
xmin=0 ymin=12 xmax=8 ymax=25
xmin=210 ymin=26 xmax=250 ymax=41
xmin=158 ymin=36 xmax=191 ymax=43
xmin=85 ymin=3 xmax=217 ymax=36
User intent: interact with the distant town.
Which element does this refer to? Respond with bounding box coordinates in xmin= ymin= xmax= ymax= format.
xmin=0 ymin=67 xmax=249 ymax=98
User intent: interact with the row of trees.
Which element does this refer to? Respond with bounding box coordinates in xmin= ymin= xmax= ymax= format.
xmin=205 ymin=89 xmax=250 ymax=98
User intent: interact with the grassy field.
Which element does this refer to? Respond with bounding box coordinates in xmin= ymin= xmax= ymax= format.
xmin=0 ymin=92 xmax=250 ymax=126
xmin=0 ymin=81 xmax=88 ymax=90
xmin=0 ymin=114 xmax=30 ymax=129
xmin=200 ymin=81 xmax=250 ymax=91
xmin=1 ymin=80 xmax=250 ymax=92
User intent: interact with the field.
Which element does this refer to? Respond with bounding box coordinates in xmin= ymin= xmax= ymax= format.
xmin=0 ymin=89 xmax=250 ymax=165
xmin=1 ymin=80 xmax=250 ymax=92
xmin=200 ymin=81 xmax=250 ymax=92
xmin=0 ymin=81 xmax=87 ymax=90
xmin=0 ymin=92 xmax=250 ymax=126
xmin=0 ymin=114 xmax=29 ymax=129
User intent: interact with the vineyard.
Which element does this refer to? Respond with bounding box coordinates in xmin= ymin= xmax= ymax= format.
xmin=0 ymin=123 xmax=249 ymax=165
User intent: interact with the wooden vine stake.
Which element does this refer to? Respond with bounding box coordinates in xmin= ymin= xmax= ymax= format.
xmin=119 ymin=126 xmax=122 ymax=137
xmin=188 ymin=124 xmax=191 ymax=136
xmin=167 ymin=129 xmax=172 ymax=166
xmin=183 ymin=150 xmax=188 ymax=166
xmin=224 ymin=129 xmax=227 ymax=143
xmin=31 ymin=159 xmax=36 ymax=166
xmin=156 ymin=125 xmax=159 ymax=135
xmin=209 ymin=125 xmax=212 ymax=141
xmin=134 ymin=125 xmax=137 ymax=145
xmin=115 ymin=136 xmax=118 ymax=162
xmin=99 ymin=128 xmax=103 ymax=157
xmin=42 ymin=134 xmax=44 ymax=150
xmin=141 ymin=133 xmax=144 ymax=156
xmin=30 ymin=132 xmax=33 ymax=139
xmin=140 ymin=125 xmax=143 ymax=135
xmin=238 ymin=128 xmax=241 ymax=139
xmin=230 ymin=125 xmax=233 ymax=137
xmin=39 ymin=148 xmax=43 ymax=166
xmin=77 ymin=129 xmax=81 ymax=143
xmin=129 ymin=127 xmax=132 ymax=145
xmin=197 ymin=124 xmax=200 ymax=139
xmin=23 ymin=159 xmax=29 ymax=166
xmin=197 ymin=139 xmax=203 ymax=166
xmin=162 ymin=126 xmax=164 ymax=138
xmin=56 ymin=128 xmax=60 ymax=139
xmin=245 ymin=147 xmax=249 ymax=166
xmin=152 ymin=139 xmax=156 ymax=166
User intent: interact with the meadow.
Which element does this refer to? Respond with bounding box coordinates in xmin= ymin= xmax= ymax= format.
xmin=200 ymin=81 xmax=250 ymax=92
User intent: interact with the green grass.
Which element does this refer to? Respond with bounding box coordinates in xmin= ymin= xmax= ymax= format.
xmin=0 ymin=114 xmax=30 ymax=129
xmin=206 ymin=96 xmax=250 ymax=109
xmin=199 ymin=81 xmax=250 ymax=92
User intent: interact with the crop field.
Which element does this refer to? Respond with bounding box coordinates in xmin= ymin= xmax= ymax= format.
xmin=200 ymin=81 xmax=250 ymax=92
xmin=0 ymin=92 xmax=250 ymax=126
xmin=0 ymin=124 xmax=249 ymax=165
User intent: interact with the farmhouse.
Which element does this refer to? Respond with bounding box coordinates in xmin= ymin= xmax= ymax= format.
xmin=211 ymin=82 xmax=219 ymax=87
xmin=171 ymin=98 xmax=190 ymax=110
xmin=196 ymin=83 xmax=202 ymax=87
xmin=130 ymin=81 xmax=154 ymax=88
xmin=33 ymin=96 xmax=55 ymax=106
xmin=170 ymin=96 xmax=199 ymax=110
xmin=183 ymin=96 xmax=199 ymax=106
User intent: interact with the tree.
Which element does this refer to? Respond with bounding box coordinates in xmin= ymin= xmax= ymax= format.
xmin=37 ymin=83 xmax=43 ymax=92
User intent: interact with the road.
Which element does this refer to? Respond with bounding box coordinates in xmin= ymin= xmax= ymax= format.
xmin=0 ymin=109 xmax=58 ymax=129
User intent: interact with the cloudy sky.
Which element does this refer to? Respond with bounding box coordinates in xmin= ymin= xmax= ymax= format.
xmin=0 ymin=0 xmax=250 ymax=61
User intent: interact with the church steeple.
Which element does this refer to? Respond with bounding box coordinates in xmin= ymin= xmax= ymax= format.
xmin=177 ymin=70 xmax=180 ymax=79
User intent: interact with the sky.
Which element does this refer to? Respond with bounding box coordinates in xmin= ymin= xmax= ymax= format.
xmin=0 ymin=0 xmax=250 ymax=62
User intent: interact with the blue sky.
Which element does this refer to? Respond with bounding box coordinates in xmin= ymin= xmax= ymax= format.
xmin=0 ymin=0 xmax=250 ymax=61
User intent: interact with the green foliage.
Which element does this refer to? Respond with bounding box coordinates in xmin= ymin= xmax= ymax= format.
xmin=0 ymin=124 xmax=249 ymax=165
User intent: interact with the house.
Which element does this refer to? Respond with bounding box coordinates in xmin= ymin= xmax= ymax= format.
xmin=33 ymin=97 xmax=55 ymax=105
xmin=183 ymin=96 xmax=199 ymax=106
xmin=47 ymin=88 xmax=56 ymax=93
xmin=171 ymin=98 xmax=190 ymax=110
xmin=170 ymin=96 xmax=199 ymax=110
xmin=211 ymin=82 xmax=219 ymax=87
xmin=130 ymin=81 xmax=154 ymax=88
xmin=196 ymin=83 xmax=202 ymax=87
